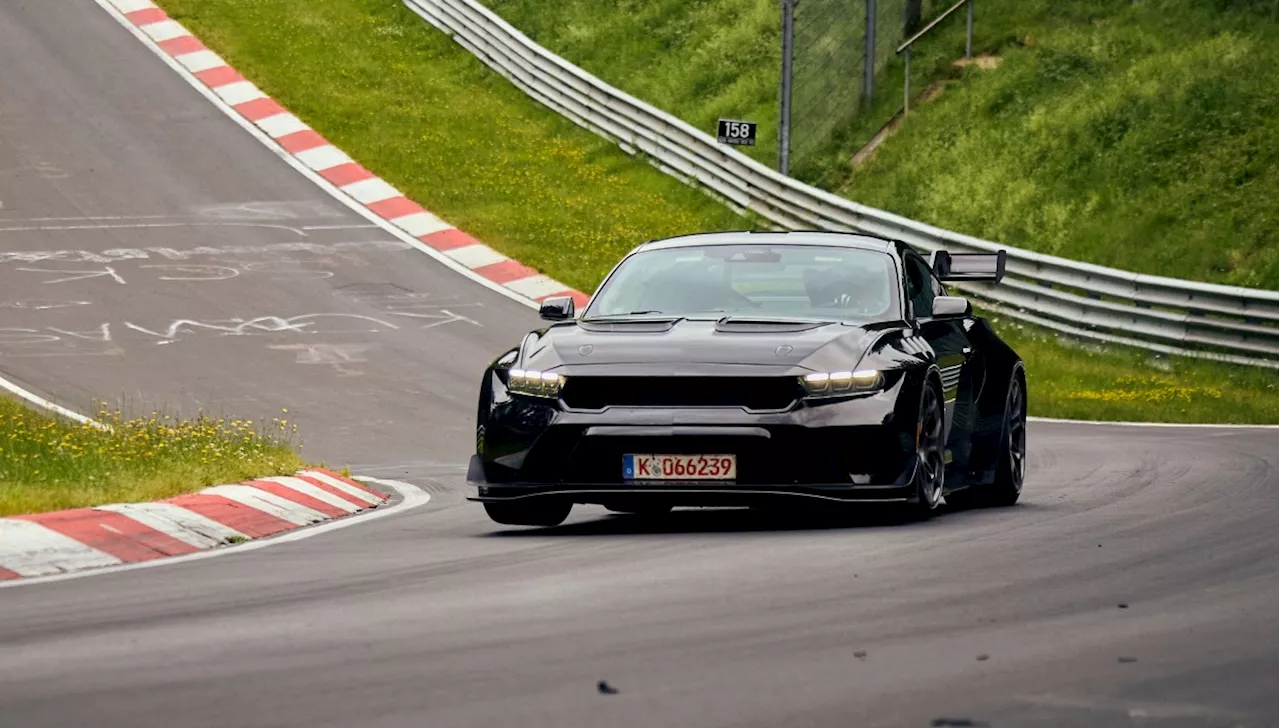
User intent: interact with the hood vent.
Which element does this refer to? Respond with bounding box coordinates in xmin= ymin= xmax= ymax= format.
xmin=577 ymin=319 xmax=680 ymax=333
xmin=713 ymin=318 xmax=832 ymax=333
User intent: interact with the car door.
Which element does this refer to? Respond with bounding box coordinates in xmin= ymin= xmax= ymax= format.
xmin=902 ymin=251 xmax=978 ymax=478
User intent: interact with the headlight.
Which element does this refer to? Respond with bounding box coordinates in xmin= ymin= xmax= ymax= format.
xmin=508 ymin=369 xmax=564 ymax=399
xmin=800 ymin=369 xmax=883 ymax=397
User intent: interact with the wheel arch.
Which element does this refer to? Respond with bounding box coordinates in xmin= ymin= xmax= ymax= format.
xmin=892 ymin=364 xmax=946 ymax=446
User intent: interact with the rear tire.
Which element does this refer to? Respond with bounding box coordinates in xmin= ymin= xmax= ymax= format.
xmin=985 ymin=374 xmax=1027 ymax=507
xmin=483 ymin=500 xmax=572 ymax=527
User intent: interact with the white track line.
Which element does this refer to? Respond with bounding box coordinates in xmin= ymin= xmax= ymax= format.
xmin=0 ymin=479 xmax=429 ymax=589
xmin=0 ymin=375 xmax=106 ymax=428
xmin=1028 ymin=416 xmax=1277 ymax=430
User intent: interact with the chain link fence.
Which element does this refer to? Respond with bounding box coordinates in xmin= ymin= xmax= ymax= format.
xmin=789 ymin=0 xmax=907 ymax=167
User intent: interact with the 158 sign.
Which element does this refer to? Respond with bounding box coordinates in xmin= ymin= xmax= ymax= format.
xmin=716 ymin=119 xmax=757 ymax=146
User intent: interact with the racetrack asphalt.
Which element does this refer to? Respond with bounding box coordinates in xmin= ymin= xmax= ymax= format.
xmin=0 ymin=3 xmax=1276 ymax=727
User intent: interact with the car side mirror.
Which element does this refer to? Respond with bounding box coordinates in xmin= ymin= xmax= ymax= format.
xmin=539 ymin=296 xmax=575 ymax=321
xmin=932 ymin=295 xmax=971 ymax=319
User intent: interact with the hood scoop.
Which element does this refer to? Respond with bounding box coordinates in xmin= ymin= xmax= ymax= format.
xmin=577 ymin=318 xmax=680 ymax=333
xmin=713 ymin=318 xmax=832 ymax=333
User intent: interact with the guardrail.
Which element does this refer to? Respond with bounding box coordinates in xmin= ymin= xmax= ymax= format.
xmin=403 ymin=0 xmax=1279 ymax=367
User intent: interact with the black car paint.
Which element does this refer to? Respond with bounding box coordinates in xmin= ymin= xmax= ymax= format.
xmin=469 ymin=231 xmax=1022 ymax=507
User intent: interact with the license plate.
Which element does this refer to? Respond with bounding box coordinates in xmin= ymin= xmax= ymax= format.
xmin=623 ymin=454 xmax=736 ymax=481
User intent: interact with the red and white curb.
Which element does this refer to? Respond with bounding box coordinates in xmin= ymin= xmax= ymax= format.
xmin=101 ymin=0 xmax=590 ymax=310
xmin=0 ymin=469 xmax=387 ymax=581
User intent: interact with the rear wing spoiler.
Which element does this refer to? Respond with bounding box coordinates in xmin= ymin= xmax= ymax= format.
xmin=930 ymin=250 xmax=1006 ymax=283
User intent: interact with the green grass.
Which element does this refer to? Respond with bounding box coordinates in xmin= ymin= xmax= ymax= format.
xmin=480 ymin=0 xmax=782 ymax=169
xmin=159 ymin=0 xmax=749 ymax=294
xmin=0 ymin=398 xmax=305 ymax=517
xmin=479 ymin=0 xmax=1278 ymax=288
xmin=152 ymin=0 xmax=1276 ymax=424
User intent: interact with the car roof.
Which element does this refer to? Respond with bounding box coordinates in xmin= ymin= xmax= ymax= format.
xmin=633 ymin=230 xmax=902 ymax=255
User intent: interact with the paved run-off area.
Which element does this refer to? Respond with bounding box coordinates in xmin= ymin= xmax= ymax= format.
xmin=0 ymin=1 xmax=1274 ymax=727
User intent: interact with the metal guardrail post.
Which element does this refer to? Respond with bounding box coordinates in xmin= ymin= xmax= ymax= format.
xmin=863 ymin=0 xmax=876 ymax=103
xmin=778 ymin=0 xmax=796 ymax=176
xmin=966 ymin=0 xmax=974 ymax=59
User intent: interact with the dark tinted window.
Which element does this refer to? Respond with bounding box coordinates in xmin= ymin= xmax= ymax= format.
xmin=585 ymin=244 xmax=900 ymax=321
xmin=904 ymin=254 xmax=937 ymax=318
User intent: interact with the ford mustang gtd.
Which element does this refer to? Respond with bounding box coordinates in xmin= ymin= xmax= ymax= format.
xmin=468 ymin=231 xmax=1027 ymax=527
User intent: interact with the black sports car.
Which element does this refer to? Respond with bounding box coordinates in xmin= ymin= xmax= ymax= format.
xmin=469 ymin=231 xmax=1026 ymax=526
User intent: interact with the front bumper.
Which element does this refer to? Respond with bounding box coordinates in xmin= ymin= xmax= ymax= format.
xmin=471 ymin=376 xmax=921 ymax=506
xmin=467 ymin=454 xmax=919 ymax=506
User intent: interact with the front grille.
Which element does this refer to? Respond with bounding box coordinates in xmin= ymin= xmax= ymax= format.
xmin=560 ymin=376 xmax=801 ymax=411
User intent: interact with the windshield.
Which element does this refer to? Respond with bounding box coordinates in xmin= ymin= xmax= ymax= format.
xmin=584 ymin=244 xmax=899 ymax=321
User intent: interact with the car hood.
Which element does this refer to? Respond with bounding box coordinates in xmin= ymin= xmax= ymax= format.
xmin=519 ymin=317 xmax=901 ymax=375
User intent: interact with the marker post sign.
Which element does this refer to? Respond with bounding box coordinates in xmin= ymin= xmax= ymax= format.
xmin=716 ymin=119 xmax=757 ymax=147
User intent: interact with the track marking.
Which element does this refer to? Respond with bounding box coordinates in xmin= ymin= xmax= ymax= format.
xmin=17 ymin=266 xmax=128 ymax=285
xmin=302 ymin=470 xmax=385 ymax=505
xmin=1028 ymin=416 xmax=1277 ymax=430
xmin=200 ymin=484 xmax=329 ymax=526
xmin=95 ymin=502 xmax=248 ymax=548
xmin=0 ymin=520 xmax=122 ymax=577
xmin=0 ymin=375 xmax=106 ymax=428
xmin=258 ymin=476 xmax=364 ymax=514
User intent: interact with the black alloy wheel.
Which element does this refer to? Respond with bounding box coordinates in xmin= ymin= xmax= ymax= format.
xmin=908 ymin=382 xmax=946 ymax=519
xmin=987 ymin=375 xmax=1026 ymax=506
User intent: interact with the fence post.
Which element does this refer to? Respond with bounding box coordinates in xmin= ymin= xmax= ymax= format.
xmin=966 ymin=0 xmax=974 ymax=58
xmin=778 ymin=0 xmax=796 ymax=175
xmin=903 ymin=0 xmax=921 ymax=36
xmin=863 ymin=0 xmax=876 ymax=103
xmin=903 ymin=46 xmax=911 ymax=114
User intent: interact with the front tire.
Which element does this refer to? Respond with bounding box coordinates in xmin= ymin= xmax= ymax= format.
xmin=483 ymin=500 xmax=572 ymax=527
xmin=906 ymin=381 xmax=946 ymax=519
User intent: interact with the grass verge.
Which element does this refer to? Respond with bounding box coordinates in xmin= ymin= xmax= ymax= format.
xmin=993 ymin=317 xmax=1276 ymax=424
xmin=0 ymin=398 xmax=305 ymax=517
xmin=152 ymin=0 xmax=1276 ymax=424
